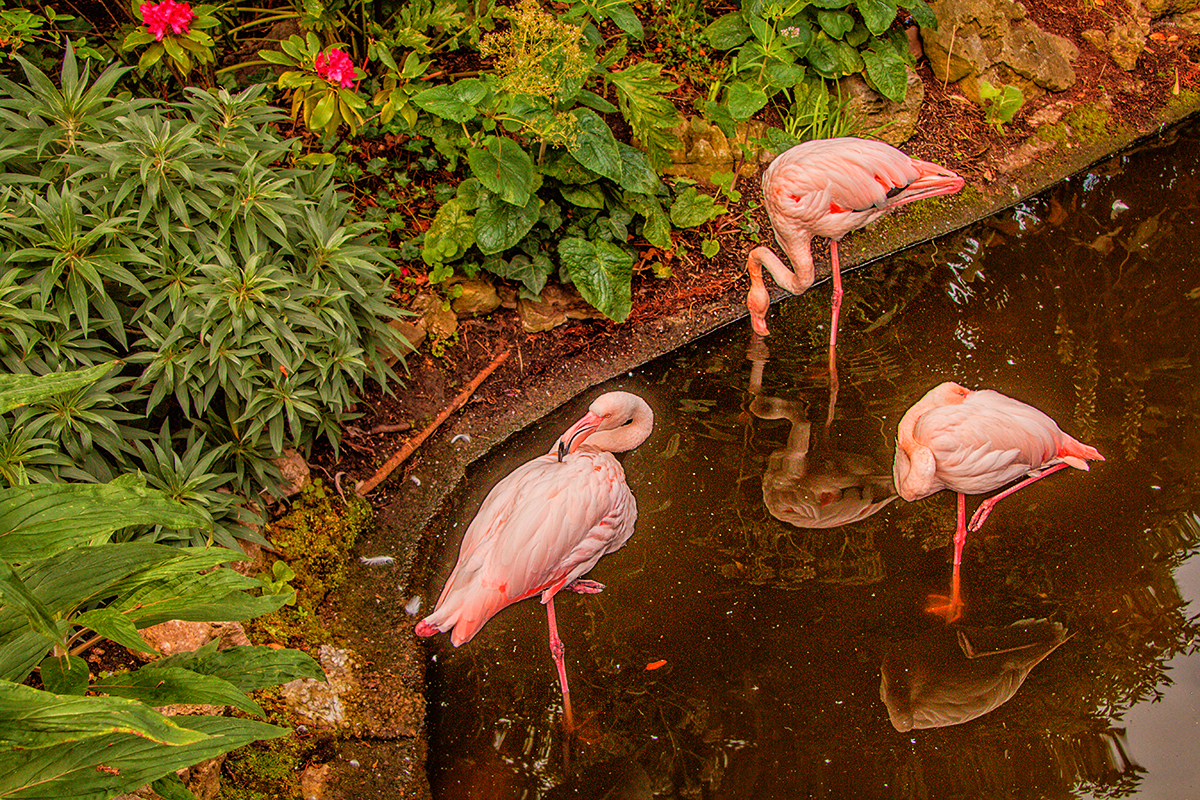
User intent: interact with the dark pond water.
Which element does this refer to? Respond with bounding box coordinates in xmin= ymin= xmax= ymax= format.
xmin=417 ymin=118 xmax=1200 ymax=799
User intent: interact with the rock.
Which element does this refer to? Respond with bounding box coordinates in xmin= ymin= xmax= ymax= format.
xmin=663 ymin=117 xmax=769 ymax=184
xmin=281 ymin=645 xmax=353 ymax=727
xmin=838 ymin=68 xmax=924 ymax=146
xmin=300 ymin=763 xmax=333 ymax=800
xmin=132 ymin=620 xmax=250 ymax=659
xmin=386 ymin=316 xmax=424 ymax=359
xmin=1083 ymin=1 xmax=1151 ymax=71
xmin=411 ymin=292 xmax=458 ymax=340
xmin=923 ymin=0 xmax=1078 ymax=105
xmin=449 ymin=276 xmax=501 ymax=315
xmin=517 ymin=284 xmax=606 ymax=333
xmin=272 ymin=448 xmax=310 ymax=498
xmin=177 ymin=756 xmax=226 ymax=800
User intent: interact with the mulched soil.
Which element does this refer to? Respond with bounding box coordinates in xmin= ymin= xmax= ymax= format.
xmin=311 ymin=0 xmax=1200 ymax=495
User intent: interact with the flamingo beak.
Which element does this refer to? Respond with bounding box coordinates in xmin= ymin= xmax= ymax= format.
xmin=556 ymin=411 xmax=603 ymax=459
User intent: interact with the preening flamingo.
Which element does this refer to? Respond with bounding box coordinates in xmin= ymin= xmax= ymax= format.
xmin=415 ymin=391 xmax=654 ymax=730
xmin=893 ymin=382 xmax=1103 ymax=621
xmin=747 ymin=138 xmax=964 ymax=387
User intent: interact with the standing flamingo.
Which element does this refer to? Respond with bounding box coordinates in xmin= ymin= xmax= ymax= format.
xmin=747 ymin=138 xmax=964 ymax=404
xmin=415 ymin=391 xmax=654 ymax=730
xmin=893 ymin=382 xmax=1103 ymax=621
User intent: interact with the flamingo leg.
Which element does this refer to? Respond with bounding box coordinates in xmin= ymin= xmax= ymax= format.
xmin=926 ymin=492 xmax=967 ymax=622
xmin=826 ymin=241 xmax=843 ymax=430
xmin=968 ymin=463 xmax=1070 ymax=532
xmin=545 ymin=596 xmax=574 ymax=731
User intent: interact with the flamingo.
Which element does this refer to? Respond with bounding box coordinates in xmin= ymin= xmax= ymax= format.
xmin=415 ymin=391 xmax=654 ymax=730
xmin=746 ymin=138 xmax=964 ymax=401
xmin=893 ymin=382 xmax=1103 ymax=621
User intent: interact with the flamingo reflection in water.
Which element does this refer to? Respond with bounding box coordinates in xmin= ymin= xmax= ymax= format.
xmin=416 ymin=391 xmax=654 ymax=730
xmin=893 ymin=382 xmax=1103 ymax=622
xmin=747 ymin=335 xmax=897 ymax=532
xmin=880 ymin=618 xmax=1070 ymax=731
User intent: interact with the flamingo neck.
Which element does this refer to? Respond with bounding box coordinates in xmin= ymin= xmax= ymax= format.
xmin=582 ymin=408 xmax=653 ymax=454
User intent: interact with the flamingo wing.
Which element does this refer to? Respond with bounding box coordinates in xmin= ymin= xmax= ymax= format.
xmin=423 ymin=451 xmax=636 ymax=646
xmin=912 ymin=393 xmax=1061 ymax=494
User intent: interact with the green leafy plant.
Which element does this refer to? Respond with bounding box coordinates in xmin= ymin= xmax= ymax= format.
xmin=259 ymin=33 xmax=369 ymax=136
xmin=0 ymin=50 xmax=410 ymax=500
xmin=979 ymin=79 xmax=1025 ymax=131
xmin=0 ymin=368 xmax=323 ymax=800
xmin=702 ymin=0 xmax=935 ymax=132
xmin=121 ymin=0 xmax=220 ymax=77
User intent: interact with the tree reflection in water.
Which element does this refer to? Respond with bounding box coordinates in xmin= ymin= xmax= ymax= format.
xmin=421 ymin=120 xmax=1200 ymax=798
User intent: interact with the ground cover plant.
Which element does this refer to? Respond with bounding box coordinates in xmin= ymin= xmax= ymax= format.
xmin=0 ymin=367 xmax=324 ymax=800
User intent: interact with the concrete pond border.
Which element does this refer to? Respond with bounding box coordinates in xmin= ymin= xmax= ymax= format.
xmin=295 ymin=97 xmax=1200 ymax=799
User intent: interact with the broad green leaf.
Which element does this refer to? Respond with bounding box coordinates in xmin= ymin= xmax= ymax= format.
xmin=805 ymin=34 xmax=840 ymax=76
xmin=0 ymin=362 xmax=117 ymax=414
xmin=862 ymin=46 xmax=909 ymax=102
xmin=831 ymin=38 xmax=866 ymax=75
xmin=422 ymin=198 xmax=476 ymax=265
xmin=559 ymin=182 xmax=607 ymax=210
xmin=0 ymin=681 xmax=207 ymax=749
xmin=155 ymin=642 xmax=324 ymax=692
xmin=537 ymin=151 xmax=596 ymax=185
xmin=727 ymin=81 xmax=770 ymax=121
xmin=669 ymin=186 xmax=727 ymax=228
xmin=817 ymin=9 xmax=855 ymax=39
xmin=0 ymin=481 xmax=211 ymax=561
xmin=557 ymin=238 xmax=634 ymax=322
xmin=704 ymin=12 xmax=751 ymax=49
xmin=857 ymin=0 xmax=898 ymax=34
xmin=630 ymin=196 xmax=672 ymax=251
xmin=308 ymin=90 xmax=337 ymax=132
xmin=900 ymin=0 xmax=938 ymax=30
xmin=604 ymin=2 xmax=643 ymax=38
xmin=474 ymin=192 xmax=540 ymax=255
xmin=0 ymin=713 xmax=286 ymax=800
xmin=151 ymin=773 xmax=199 ymax=800
xmin=482 ymin=253 xmax=555 ymax=295
xmin=92 ymin=666 xmax=264 ymax=716
xmin=617 ymin=143 xmax=663 ymax=195
xmin=413 ymin=78 xmax=485 ymax=122
xmin=106 ymin=566 xmax=286 ymax=629
xmin=569 ymin=109 xmax=623 ymax=183
xmin=467 ymin=135 xmax=534 ymax=207
xmin=37 ymin=654 xmax=88 ymax=695
xmin=763 ymin=60 xmax=807 ymax=90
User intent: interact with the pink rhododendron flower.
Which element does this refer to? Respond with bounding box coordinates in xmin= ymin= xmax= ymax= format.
xmin=314 ymin=48 xmax=358 ymax=89
xmin=140 ymin=0 xmax=196 ymax=40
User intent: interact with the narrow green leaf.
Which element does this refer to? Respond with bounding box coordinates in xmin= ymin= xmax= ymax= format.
xmin=0 ymin=713 xmax=285 ymax=800
xmin=92 ymin=666 xmax=263 ymax=716
xmin=0 ymin=481 xmax=210 ymax=562
xmin=0 ymin=681 xmax=207 ymax=749
xmin=155 ymin=642 xmax=325 ymax=692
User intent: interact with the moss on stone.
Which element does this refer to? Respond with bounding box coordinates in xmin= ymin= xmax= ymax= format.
xmin=247 ymin=480 xmax=373 ymax=650
xmin=1035 ymin=105 xmax=1112 ymax=146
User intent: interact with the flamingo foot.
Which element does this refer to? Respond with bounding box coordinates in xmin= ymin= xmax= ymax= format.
xmin=968 ymin=500 xmax=996 ymax=532
xmin=566 ymin=579 xmax=605 ymax=594
xmin=414 ymin=620 xmax=439 ymax=637
xmin=925 ymin=593 xmax=964 ymax=623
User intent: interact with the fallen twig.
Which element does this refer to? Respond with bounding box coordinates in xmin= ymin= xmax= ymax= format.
xmin=355 ymin=348 xmax=512 ymax=497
